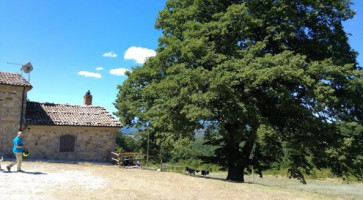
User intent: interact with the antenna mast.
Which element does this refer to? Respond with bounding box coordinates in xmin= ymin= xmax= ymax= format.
xmin=7 ymin=61 xmax=34 ymax=81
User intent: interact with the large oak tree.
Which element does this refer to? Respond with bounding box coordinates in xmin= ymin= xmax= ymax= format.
xmin=115 ymin=0 xmax=362 ymax=182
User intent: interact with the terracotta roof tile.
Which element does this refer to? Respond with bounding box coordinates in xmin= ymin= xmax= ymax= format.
xmin=0 ymin=71 xmax=32 ymax=87
xmin=25 ymin=101 xmax=122 ymax=127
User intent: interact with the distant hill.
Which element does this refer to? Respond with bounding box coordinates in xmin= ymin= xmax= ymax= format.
xmin=121 ymin=126 xmax=206 ymax=138
xmin=120 ymin=127 xmax=138 ymax=135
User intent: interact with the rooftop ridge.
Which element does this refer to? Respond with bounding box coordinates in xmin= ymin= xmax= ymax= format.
xmin=0 ymin=71 xmax=32 ymax=87
xmin=25 ymin=101 xmax=122 ymax=127
xmin=28 ymin=101 xmax=105 ymax=108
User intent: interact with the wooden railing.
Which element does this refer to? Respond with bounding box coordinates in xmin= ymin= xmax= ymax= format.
xmin=111 ymin=152 xmax=142 ymax=168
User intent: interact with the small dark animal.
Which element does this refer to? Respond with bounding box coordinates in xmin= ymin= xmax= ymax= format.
xmin=186 ymin=167 xmax=195 ymax=176
xmin=201 ymin=170 xmax=209 ymax=176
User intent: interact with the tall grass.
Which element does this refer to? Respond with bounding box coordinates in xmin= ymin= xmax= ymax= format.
xmin=263 ymin=168 xmax=359 ymax=182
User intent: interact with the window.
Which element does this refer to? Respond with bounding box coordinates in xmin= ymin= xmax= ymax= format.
xmin=59 ymin=135 xmax=75 ymax=152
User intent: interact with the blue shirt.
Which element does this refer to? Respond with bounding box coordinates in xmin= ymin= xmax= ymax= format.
xmin=13 ymin=137 xmax=24 ymax=153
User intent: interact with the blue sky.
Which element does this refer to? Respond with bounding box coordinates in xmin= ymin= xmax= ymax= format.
xmin=0 ymin=0 xmax=167 ymax=116
xmin=0 ymin=0 xmax=362 ymax=117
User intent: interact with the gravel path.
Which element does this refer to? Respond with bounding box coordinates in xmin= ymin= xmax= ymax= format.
xmin=0 ymin=161 xmax=351 ymax=200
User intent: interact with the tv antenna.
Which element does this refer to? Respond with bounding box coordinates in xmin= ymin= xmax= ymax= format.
xmin=7 ymin=61 xmax=33 ymax=81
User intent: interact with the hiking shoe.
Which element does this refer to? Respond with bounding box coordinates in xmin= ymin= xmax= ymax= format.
xmin=6 ymin=166 xmax=10 ymax=172
xmin=17 ymin=170 xmax=25 ymax=173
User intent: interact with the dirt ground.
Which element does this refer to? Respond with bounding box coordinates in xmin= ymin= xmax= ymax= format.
xmin=0 ymin=161 xmax=358 ymax=200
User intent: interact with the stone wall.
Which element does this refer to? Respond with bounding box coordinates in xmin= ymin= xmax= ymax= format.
xmin=23 ymin=125 xmax=118 ymax=162
xmin=0 ymin=85 xmax=30 ymax=157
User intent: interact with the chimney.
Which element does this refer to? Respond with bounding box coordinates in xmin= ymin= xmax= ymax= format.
xmin=83 ymin=90 xmax=92 ymax=105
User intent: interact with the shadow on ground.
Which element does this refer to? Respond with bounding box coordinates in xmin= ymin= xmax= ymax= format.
xmin=2 ymin=170 xmax=46 ymax=175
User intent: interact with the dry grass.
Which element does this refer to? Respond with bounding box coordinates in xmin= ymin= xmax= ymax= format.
xmin=0 ymin=161 xmax=360 ymax=200
xmin=212 ymin=173 xmax=363 ymax=200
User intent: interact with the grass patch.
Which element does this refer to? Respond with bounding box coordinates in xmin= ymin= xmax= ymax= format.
xmin=263 ymin=168 xmax=360 ymax=183
xmin=161 ymin=159 xmax=221 ymax=173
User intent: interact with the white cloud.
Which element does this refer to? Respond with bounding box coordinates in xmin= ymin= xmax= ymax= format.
xmin=109 ymin=68 xmax=130 ymax=76
xmin=103 ymin=51 xmax=118 ymax=58
xmin=96 ymin=67 xmax=104 ymax=71
xmin=78 ymin=71 xmax=102 ymax=78
xmin=124 ymin=46 xmax=156 ymax=64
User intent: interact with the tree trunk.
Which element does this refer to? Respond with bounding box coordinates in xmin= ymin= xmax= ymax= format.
xmin=223 ymin=122 xmax=257 ymax=182
xmin=224 ymin=125 xmax=246 ymax=182
xmin=226 ymin=162 xmax=245 ymax=182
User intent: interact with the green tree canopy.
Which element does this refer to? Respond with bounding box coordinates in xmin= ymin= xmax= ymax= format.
xmin=115 ymin=0 xmax=362 ymax=182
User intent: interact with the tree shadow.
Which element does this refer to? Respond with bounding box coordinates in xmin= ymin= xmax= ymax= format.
xmin=185 ymin=174 xmax=247 ymax=183
xmin=2 ymin=170 xmax=46 ymax=175
xmin=23 ymin=171 xmax=47 ymax=175
xmin=183 ymin=173 xmax=267 ymax=184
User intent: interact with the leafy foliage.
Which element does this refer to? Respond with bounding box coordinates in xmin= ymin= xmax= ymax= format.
xmin=116 ymin=131 xmax=142 ymax=153
xmin=115 ymin=0 xmax=362 ymax=182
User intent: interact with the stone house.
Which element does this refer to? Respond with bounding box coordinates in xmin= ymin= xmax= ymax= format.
xmin=0 ymin=71 xmax=122 ymax=162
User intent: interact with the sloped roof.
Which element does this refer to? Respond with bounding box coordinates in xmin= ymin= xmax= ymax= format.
xmin=0 ymin=71 xmax=32 ymax=87
xmin=25 ymin=101 xmax=122 ymax=127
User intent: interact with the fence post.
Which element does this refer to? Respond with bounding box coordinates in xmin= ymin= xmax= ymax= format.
xmin=146 ymin=132 xmax=149 ymax=167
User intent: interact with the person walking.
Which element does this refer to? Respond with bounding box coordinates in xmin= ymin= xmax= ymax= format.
xmin=7 ymin=131 xmax=26 ymax=172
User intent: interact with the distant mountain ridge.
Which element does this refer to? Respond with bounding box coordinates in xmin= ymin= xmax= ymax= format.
xmin=120 ymin=127 xmax=138 ymax=135
xmin=120 ymin=126 xmax=206 ymax=137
